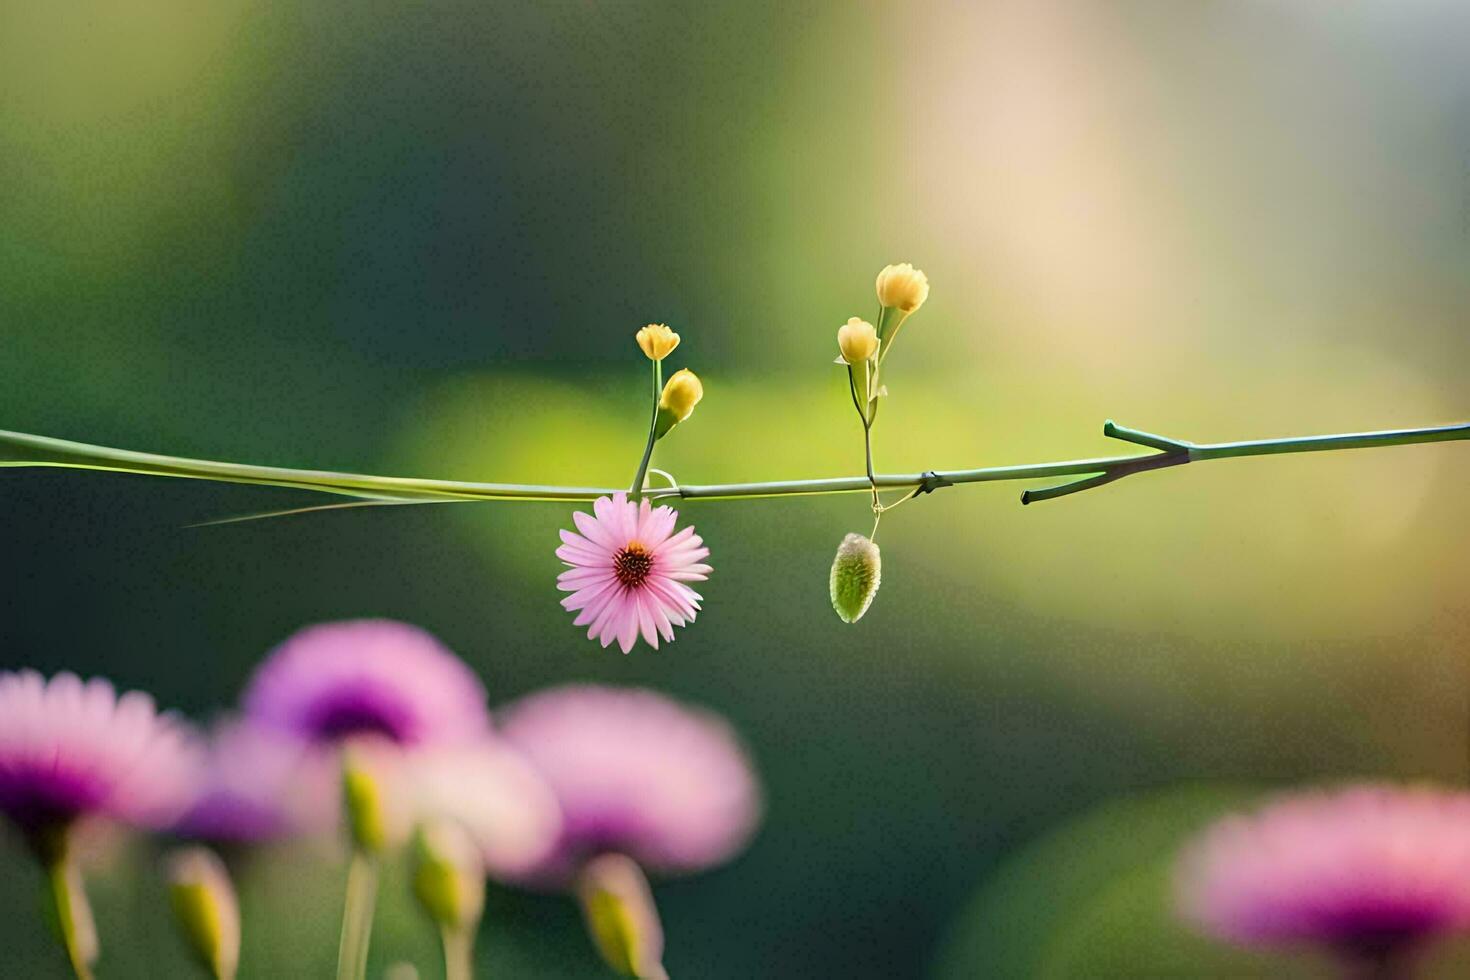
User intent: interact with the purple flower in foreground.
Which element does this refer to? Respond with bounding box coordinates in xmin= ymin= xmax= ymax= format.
xmin=174 ymin=718 xmax=336 ymax=845
xmin=242 ymin=620 xmax=489 ymax=747
xmin=498 ymin=684 xmax=761 ymax=885
xmin=1176 ymin=784 xmax=1470 ymax=970
xmin=0 ymin=670 xmax=201 ymax=841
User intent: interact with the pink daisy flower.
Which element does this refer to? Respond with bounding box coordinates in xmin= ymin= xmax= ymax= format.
xmin=556 ymin=493 xmax=712 ymax=653
xmin=1176 ymin=784 xmax=1470 ymax=968
xmin=0 ymin=670 xmax=202 ymax=839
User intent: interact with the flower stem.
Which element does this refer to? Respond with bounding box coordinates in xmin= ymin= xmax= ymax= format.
xmin=629 ymin=360 xmax=663 ymax=498
xmin=3 ymin=421 xmax=1467 ymax=507
xmin=847 ymin=361 xmax=882 ymax=520
xmin=441 ymin=924 xmax=474 ymax=980
xmin=336 ymin=851 xmax=380 ymax=980
xmin=44 ymin=855 xmax=97 ymax=980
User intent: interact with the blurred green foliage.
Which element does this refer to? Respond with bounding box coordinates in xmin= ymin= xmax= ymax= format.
xmin=2 ymin=0 xmax=1469 ymax=976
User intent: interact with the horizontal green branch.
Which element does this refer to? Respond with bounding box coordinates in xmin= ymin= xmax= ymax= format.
xmin=0 ymin=421 xmax=1465 ymax=515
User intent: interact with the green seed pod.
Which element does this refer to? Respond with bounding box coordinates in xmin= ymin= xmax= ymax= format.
xmin=829 ymin=532 xmax=881 ymax=623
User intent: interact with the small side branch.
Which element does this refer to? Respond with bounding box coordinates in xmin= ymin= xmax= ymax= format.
xmin=1019 ymin=419 xmax=1192 ymax=505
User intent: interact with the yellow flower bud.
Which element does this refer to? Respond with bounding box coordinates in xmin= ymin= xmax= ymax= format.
xmin=836 ymin=318 xmax=879 ymax=364
xmin=635 ymin=323 xmax=680 ymax=361
xmin=654 ymin=369 xmax=703 ymax=439
xmin=412 ymin=821 xmax=486 ymax=935
xmin=342 ymin=745 xmax=406 ymax=855
xmin=166 ymin=847 xmax=240 ymax=980
xmin=577 ymin=854 xmax=666 ymax=980
xmin=875 ymin=262 xmax=929 ymax=314
xmin=830 ymin=533 xmax=882 ymax=623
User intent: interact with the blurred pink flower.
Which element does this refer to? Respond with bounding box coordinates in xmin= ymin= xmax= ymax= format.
xmin=329 ymin=736 xmax=562 ymax=878
xmin=556 ymin=493 xmax=711 ymax=653
xmin=174 ymin=717 xmax=336 ymax=845
xmin=499 ymin=684 xmax=761 ymax=886
xmin=0 ymin=670 xmax=202 ymax=839
xmin=242 ymin=620 xmax=489 ymax=747
xmin=411 ymin=740 xmax=564 ymax=879
xmin=1176 ymin=784 xmax=1470 ymax=965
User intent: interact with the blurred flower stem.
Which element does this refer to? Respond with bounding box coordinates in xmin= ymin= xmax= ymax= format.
xmin=1 ymin=421 xmax=1467 ymax=510
xmin=440 ymin=925 xmax=473 ymax=980
xmin=44 ymin=849 xmax=97 ymax=980
xmin=336 ymin=851 xmax=379 ymax=980
xmin=629 ymin=359 xmax=663 ymax=499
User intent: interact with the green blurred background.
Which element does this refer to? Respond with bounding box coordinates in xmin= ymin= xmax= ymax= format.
xmin=2 ymin=1 xmax=1469 ymax=977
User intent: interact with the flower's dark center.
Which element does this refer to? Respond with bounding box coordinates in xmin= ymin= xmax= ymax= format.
xmin=306 ymin=687 xmax=415 ymax=744
xmin=614 ymin=542 xmax=654 ymax=589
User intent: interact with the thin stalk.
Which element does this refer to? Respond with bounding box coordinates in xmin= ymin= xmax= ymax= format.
xmin=45 ymin=857 xmax=96 ymax=980
xmin=628 ymin=360 xmax=663 ymax=498
xmin=846 ymin=356 xmax=882 ymax=518
xmin=336 ymin=851 xmax=380 ymax=980
xmin=1 ymin=421 xmax=1466 ymax=507
xmin=441 ymin=925 xmax=474 ymax=980
xmin=863 ymin=420 xmax=878 ymax=511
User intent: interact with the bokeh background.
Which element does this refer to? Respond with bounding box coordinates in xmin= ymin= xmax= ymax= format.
xmin=3 ymin=1 xmax=1469 ymax=977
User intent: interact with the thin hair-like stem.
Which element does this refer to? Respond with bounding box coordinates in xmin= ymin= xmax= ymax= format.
xmin=629 ymin=359 xmax=663 ymax=498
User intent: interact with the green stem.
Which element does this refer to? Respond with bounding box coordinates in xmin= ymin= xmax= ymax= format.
xmin=45 ymin=856 xmax=97 ymax=980
xmin=1 ymin=421 xmax=1466 ymax=507
xmin=441 ymin=924 xmax=474 ymax=980
xmin=846 ymin=364 xmax=881 ymax=515
xmin=336 ymin=851 xmax=380 ymax=980
xmin=863 ymin=419 xmax=878 ymax=513
xmin=629 ymin=360 xmax=663 ymax=498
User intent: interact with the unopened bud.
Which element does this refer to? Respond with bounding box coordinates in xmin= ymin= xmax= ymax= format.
xmin=875 ymin=262 xmax=929 ymax=315
xmin=166 ymin=847 xmax=240 ymax=980
xmin=576 ymin=854 xmax=667 ymax=980
xmin=342 ymin=746 xmax=404 ymax=855
xmin=836 ymin=318 xmax=879 ymax=364
xmin=635 ymin=324 xmax=680 ymax=362
xmin=654 ymin=369 xmax=703 ymax=439
xmin=830 ymin=533 xmax=882 ymax=623
xmin=412 ymin=821 xmax=486 ymax=935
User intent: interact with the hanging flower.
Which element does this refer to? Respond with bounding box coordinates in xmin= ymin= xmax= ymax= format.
xmin=498 ymin=684 xmax=761 ymax=884
xmin=829 ymin=532 xmax=881 ymax=623
xmin=241 ymin=620 xmax=490 ymax=747
xmin=556 ymin=493 xmax=712 ymax=653
xmin=0 ymin=670 xmax=202 ymax=841
xmin=1176 ymin=784 xmax=1470 ymax=969
xmin=173 ymin=718 xmax=336 ymax=845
